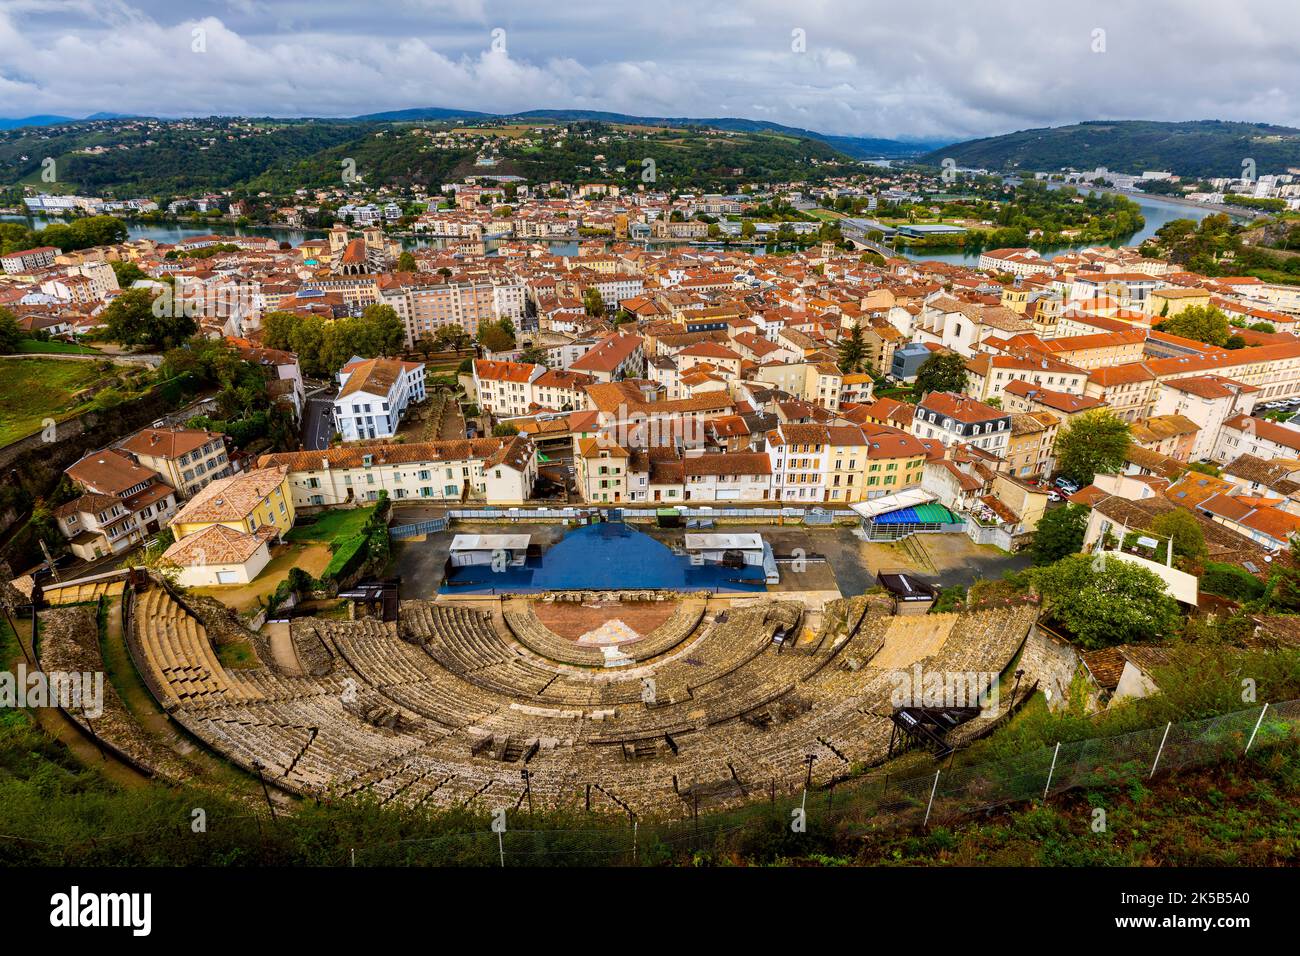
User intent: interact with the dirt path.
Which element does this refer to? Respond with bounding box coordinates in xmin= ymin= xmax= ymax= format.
xmin=265 ymin=620 xmax=306 ymax=676
xmin=6 ymin=609 xmax=147 ymax=789
xmin=96 ymin=596 xmax=293 ymax=806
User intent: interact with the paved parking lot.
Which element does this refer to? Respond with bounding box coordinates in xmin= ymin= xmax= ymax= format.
xmin=393 ymin=523 xmax=568 ymax=599
xmin=390 ymin=519 xmax=1029 ymax=598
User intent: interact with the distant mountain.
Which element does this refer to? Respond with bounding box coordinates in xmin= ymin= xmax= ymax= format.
xmin=821 ymin=133 xmax=948 ymax=160
xmin=920 ymin=120 xmax=1300 ymax=179
xmin=0 ymin=112 xmax=145 ymax=131
xmin=0 ymin=115 xmax=74 ymax=131
xmin=351 ymin=106 xmax=940 ymax=158
xmin=351 ymin=107 xmax=492 ymax=123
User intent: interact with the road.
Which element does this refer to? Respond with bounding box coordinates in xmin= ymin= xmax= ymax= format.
xmin=839 ymin=223 xmax=901 ymax=259
xmin=302 ymin=390 xmax=337 ymax=451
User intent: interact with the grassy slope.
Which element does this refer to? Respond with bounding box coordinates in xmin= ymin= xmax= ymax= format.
xmin=836 ymin=751 xmax=1300 ymax=866
xmin=284 ymin=504 xmax=376 ymax=544
xmin=0 ymin=357 xmax=106 ymax=446
xmin=17 ymin=338 xmax=100 ymax=355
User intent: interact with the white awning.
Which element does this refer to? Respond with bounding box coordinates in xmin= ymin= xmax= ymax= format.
xmin=848 ymin=489 xmax=937 ymax=521
xmin=1104 ymin=551 xmax=1199 ymax=605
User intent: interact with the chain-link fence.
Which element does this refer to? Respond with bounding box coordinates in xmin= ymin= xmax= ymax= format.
xmin=4 ymin=700 xmax=1296 ymax=866
xmin=336 ymin=699 xmax=1300 ymax=865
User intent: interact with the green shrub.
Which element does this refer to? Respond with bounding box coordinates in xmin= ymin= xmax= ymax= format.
xmin=1201 ymin=562 xmax=1266 ymax=602
xmin=319 ymin=494 xmax=391 ymax=584
xmin=931 ymin=585 xmax=966 ymax=613
xmin=320 ymin=534 xmax=366 ymax=583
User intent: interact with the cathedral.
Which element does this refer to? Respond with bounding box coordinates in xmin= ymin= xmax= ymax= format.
xmin=328 ymin=224 xmax=399 ymax=275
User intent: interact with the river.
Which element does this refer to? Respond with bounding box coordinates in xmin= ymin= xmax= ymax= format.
xmin=0 ymin=213 xmax=586 ymax=255
xmin=4 ymin=190 xmax=1223 ymax=266
xmin=898 ymin=190 xmax=1227 ymax=266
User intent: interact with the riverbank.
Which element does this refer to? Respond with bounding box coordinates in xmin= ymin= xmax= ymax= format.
xmin=1053 ymin=182 xmax=1264 ymax=221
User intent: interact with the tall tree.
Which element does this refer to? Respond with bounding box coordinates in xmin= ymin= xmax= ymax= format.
xmin=1151 ymin=509 xmax=1208 ymax=564
xmin=356 ymin=304 xmax=405 ymax=356
xmin=1267 ymin=538 xmax=1300 ymax=611
xmin=1031 ymin=553 xmax=1181 ymax=649
xmin=914 ymin=351 xmax=968 ymax=396
xmin=0 ymin=307 xmax=22 ymax=354
xmin=477 ymin=319 xmax=515 ymax=354
xmin=1030 ymin=503 xmax=1089 ymax=566
xmin=413 ymin=334 xmax=436 ymax=359
xmin=263 ymin=307 xmax=404 ymax=377
xmin=433 ymin=325 xmax=472 ymax=351
xmin=838 ymin=323 xmax=867 ymax=373
xmin=1055 ymin=410 xmax=1131 ymax=485
xmin=103 ymin=287 xmax=196 ymax=351
xmin=1155 ymin=305 xmax=1231 ymax=347
xmin=518 ymin=344 xmax=550 ymax=366
xmin=110 ymin=260 xmax=147 ymax=287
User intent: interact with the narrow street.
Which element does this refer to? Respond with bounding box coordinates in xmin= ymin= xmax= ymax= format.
xmin=301 ymin=390 xmax=337 ymax=451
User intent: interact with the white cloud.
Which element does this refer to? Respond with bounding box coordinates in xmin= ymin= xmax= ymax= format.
xmin=0 ymin=0 xmax=1297 ymax=141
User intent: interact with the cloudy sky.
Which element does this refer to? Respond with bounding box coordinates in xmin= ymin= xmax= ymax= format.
xmin=2 ymin=0 xmax=1298 ymax=142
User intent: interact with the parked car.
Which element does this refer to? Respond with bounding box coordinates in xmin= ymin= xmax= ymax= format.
xmin=1047 ymin=489 xmax=1064 ymax=503
xmin=1054 ymin=476 xmax=1079 ymax=493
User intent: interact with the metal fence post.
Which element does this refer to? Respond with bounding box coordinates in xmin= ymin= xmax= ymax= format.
xmin=1245 ymin=703 xmax=1269 ymax=754
xmin=923 ymin=769 xmax=940 ymax=826
xmin=1149 ymin=721 xmax=1172 ymax=778
xmin=1043 ymin=741 xmax=1060 ymax=799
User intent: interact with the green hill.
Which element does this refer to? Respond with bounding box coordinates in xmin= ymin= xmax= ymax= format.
xmin=352 ymin=106 xmax=940 ymax=158
xmin=0 ymin=116 xmax=863 ymax=197
xmin=0 ymin=118 xmax=367 ymax=197
xmin=920 ymin=120 xmax=1300 ymax=179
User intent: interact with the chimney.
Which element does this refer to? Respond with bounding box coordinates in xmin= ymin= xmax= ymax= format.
xmin=321 ymin=457 xmax=330 ymax=470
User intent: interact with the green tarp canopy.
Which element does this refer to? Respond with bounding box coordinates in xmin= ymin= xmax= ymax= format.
xmin=873 ymin=502 xmax=958 ymax=525
xmin=914 ymin=503 xmax=957 ymax=523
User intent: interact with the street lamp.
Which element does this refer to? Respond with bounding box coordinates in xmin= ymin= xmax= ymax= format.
xmin=1010 ymin=668 xmax=1025 ymax=708
xmin=250 ymin=758 xmax=278 ymax=822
